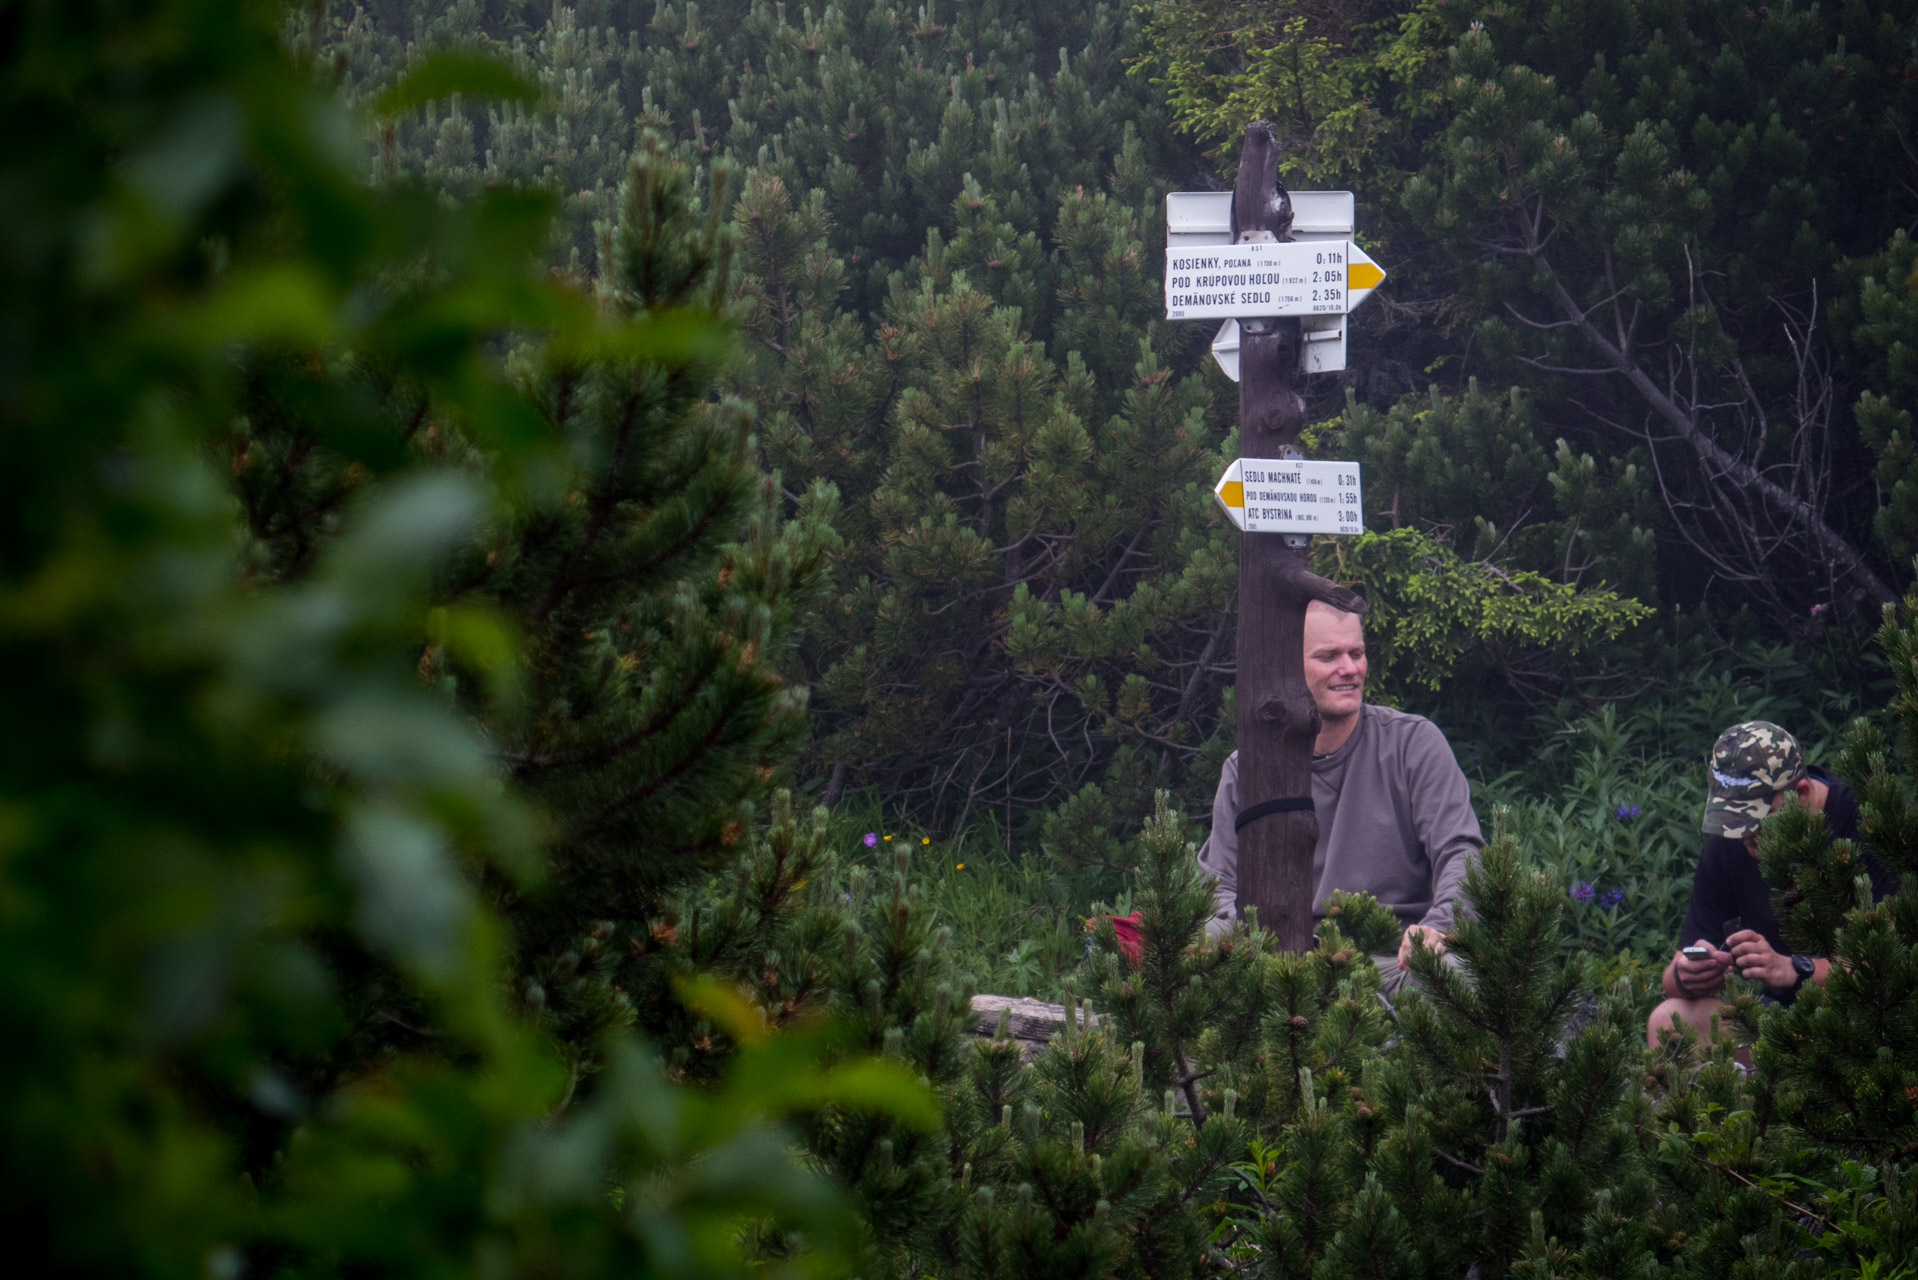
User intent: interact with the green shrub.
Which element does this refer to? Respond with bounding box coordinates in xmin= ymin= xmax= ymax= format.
xmin=0 ymin=3 xmax=929 ymax=1274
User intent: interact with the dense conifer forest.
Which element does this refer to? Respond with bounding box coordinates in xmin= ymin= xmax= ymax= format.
xmin=307 ymin=0 xmax=1918 ymax=828
xmin=5 ymin=1 xmax=1917 ymax=1277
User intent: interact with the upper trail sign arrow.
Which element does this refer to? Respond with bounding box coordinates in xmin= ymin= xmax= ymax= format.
xmin=1163 ymin=239 xmax=1386 ymax=321
xmin=1163 ymin=190 xmax=1385 ymax=376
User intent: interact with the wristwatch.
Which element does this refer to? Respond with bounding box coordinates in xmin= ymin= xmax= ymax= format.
xmin=1789 ymin=953 xmax=1816 ymax=990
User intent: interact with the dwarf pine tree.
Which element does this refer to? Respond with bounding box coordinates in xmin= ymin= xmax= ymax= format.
xmin=1838 ymin=229 xmax=1918 ymax=577
xmin=792 ymin=842 xmax=979 ymax=1276
xmin=957 ymin=1007 xmax=1198 ymax=1280
xmin=1402 ymin=2 xmax=1918 ymax=619
xmin=1071 ymin=794 xmax=1408 ymax=1266
xmin=423 ymin=137 xmax=842 ymax=1072
xmin=319 ymin=1 xmax=1258 ymax=832
xmin=219 ymin=108 xmax=1004 ymax=1269
xmin=1745 ymin=582 xmax=1918 ymax=1265
xmin=1080 ymin=795 xmax=1272 ymax=1122
xmin=227 ymin=130 xmax=847 ymax=1077
xmin=763 ymin=829 xmax=1228 ymax=1280
xmin=1208 ymin=828 xmax=1822 ymax=1278
xmin=1332 ymin=381 xmax=1659 ymax=601
xmin=1387 ymin=834 xmax=1646 ymax=1273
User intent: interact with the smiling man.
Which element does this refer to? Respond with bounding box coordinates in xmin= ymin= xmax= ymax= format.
xmin=1195 ymin=599 xmax=1483 ymax=995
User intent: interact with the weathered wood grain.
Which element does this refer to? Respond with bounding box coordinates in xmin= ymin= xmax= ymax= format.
xmin=968 ymin=994 xmax=1095 ymax=1060
xmin=1230 ymin=121 xmax=1366 ymax=952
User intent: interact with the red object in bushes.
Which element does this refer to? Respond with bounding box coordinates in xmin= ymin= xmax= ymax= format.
xmin=1108 ymin=912 xmax=1143 ymax=964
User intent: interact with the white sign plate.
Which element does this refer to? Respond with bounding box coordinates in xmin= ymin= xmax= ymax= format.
xmin=1165 ymin=191 xmax=1355 ymax=246
xmin=1165 ymin=240 xmax=1384 ymax=321
xmin=1212 ymin=458 xmax=1363 ymax=535
xmin=1211 ymin=316 xmax=1349 ymax=379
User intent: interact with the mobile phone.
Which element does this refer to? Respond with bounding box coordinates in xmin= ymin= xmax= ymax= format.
xmin=1681 ymin=945 xmax=1712 ymax=959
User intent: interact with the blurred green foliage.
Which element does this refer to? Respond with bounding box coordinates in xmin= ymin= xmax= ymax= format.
xmin=0 ymin=1 xmax=930 ymax=1274
xmin=13 ymin=3 xmax=1915 ymax=1275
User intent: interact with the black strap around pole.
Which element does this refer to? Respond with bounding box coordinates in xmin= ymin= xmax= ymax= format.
xmin=1234 ymin=795 xmax=1315 ymax=830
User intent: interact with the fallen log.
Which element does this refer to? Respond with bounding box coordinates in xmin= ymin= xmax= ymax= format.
xmin=968 ymin=994 xmax=1095 ymax=1060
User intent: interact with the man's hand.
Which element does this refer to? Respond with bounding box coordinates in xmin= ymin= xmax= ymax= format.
xmin=1726 ymin=929 xmax=1795 ymax=988
xmin=1670 ymin=939 xmax=1731 ymax=998
xmin=1398 ymin=923 xmax=1447 ymax=970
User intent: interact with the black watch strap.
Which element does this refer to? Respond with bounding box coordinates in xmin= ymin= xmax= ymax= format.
xmin=1789 ymin=953 xmax=1816 ymax=989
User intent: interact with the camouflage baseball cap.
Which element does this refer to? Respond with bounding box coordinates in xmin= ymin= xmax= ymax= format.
xmin=1701 ymin=721 xmax=1806 ymax=837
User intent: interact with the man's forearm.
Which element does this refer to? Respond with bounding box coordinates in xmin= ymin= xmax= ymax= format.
xmin=1417 ymin=843 xmax=1474 ymax=934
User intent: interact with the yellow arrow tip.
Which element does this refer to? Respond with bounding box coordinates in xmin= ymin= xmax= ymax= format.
xmin=1219 ymin=480 xmax=1244 ymax=508
xmin=1349 ymin=260 xmax=1385 ymax=291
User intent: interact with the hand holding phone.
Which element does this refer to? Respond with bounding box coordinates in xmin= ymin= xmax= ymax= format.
xmin=1673 ymin=936 xmax=1731 ymax=998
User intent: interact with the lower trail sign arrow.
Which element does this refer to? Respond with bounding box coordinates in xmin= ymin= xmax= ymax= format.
xmin=1213 ymin=458 xmax=1365 ymax=535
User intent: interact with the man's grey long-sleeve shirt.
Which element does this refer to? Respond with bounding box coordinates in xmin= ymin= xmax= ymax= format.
xmin=1196 ymin=704 xmax=1483 ymax=937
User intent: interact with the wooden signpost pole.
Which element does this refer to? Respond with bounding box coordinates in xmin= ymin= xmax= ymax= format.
xmin=1229 ymin=122 xmax=1367 ymax=952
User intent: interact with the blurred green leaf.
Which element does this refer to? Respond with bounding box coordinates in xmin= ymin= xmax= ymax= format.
xmin=340 ymin=806 xmax=473 ymax=983
xmin=192 ymin=264 xmax=336 ymax=346
xmin=800 ymin=1058 xmax=942 ymax=1131
xmin=2 ymin=7 xmax=868 ymax=1278
xmin=372 ymin=53 xmax=538 ymax=118
xmin=678 ymin=974 xmax=771 ymax=1046
xmin=546 ymin=307 xmax=733 ymax=369
xmin=122 ymin=93 xmax=244 ymax=224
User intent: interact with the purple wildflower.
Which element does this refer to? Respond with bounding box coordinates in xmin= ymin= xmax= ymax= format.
xmin=1598 ymin=887 xmax=1624 ymax=909
xmin=1613 ymin=803 xmax=1640 ymax=822
xmin=1571 ymin=881 xmax=1595 ymax=901
xmin=862 ymin=832 xmax=878 ymax=847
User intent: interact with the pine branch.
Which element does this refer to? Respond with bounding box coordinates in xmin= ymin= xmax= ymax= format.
xmin=535 ymin=382 xmax=648 ymax=626
xmin=1636 ymin=1125 xmax=1832 ymax=1229
xmin=1519 ymin=239 xmax=1892 ymax=608
xmin=1433 ymin=1148 xmax=1486 ymax=1177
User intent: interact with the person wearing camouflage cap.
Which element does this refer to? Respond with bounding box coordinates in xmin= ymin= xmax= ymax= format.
xmin=1647 ymin=720 xmax=1896 ymax=1052
xmin=1699 ymin=721 xmax=1807 ymax=839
